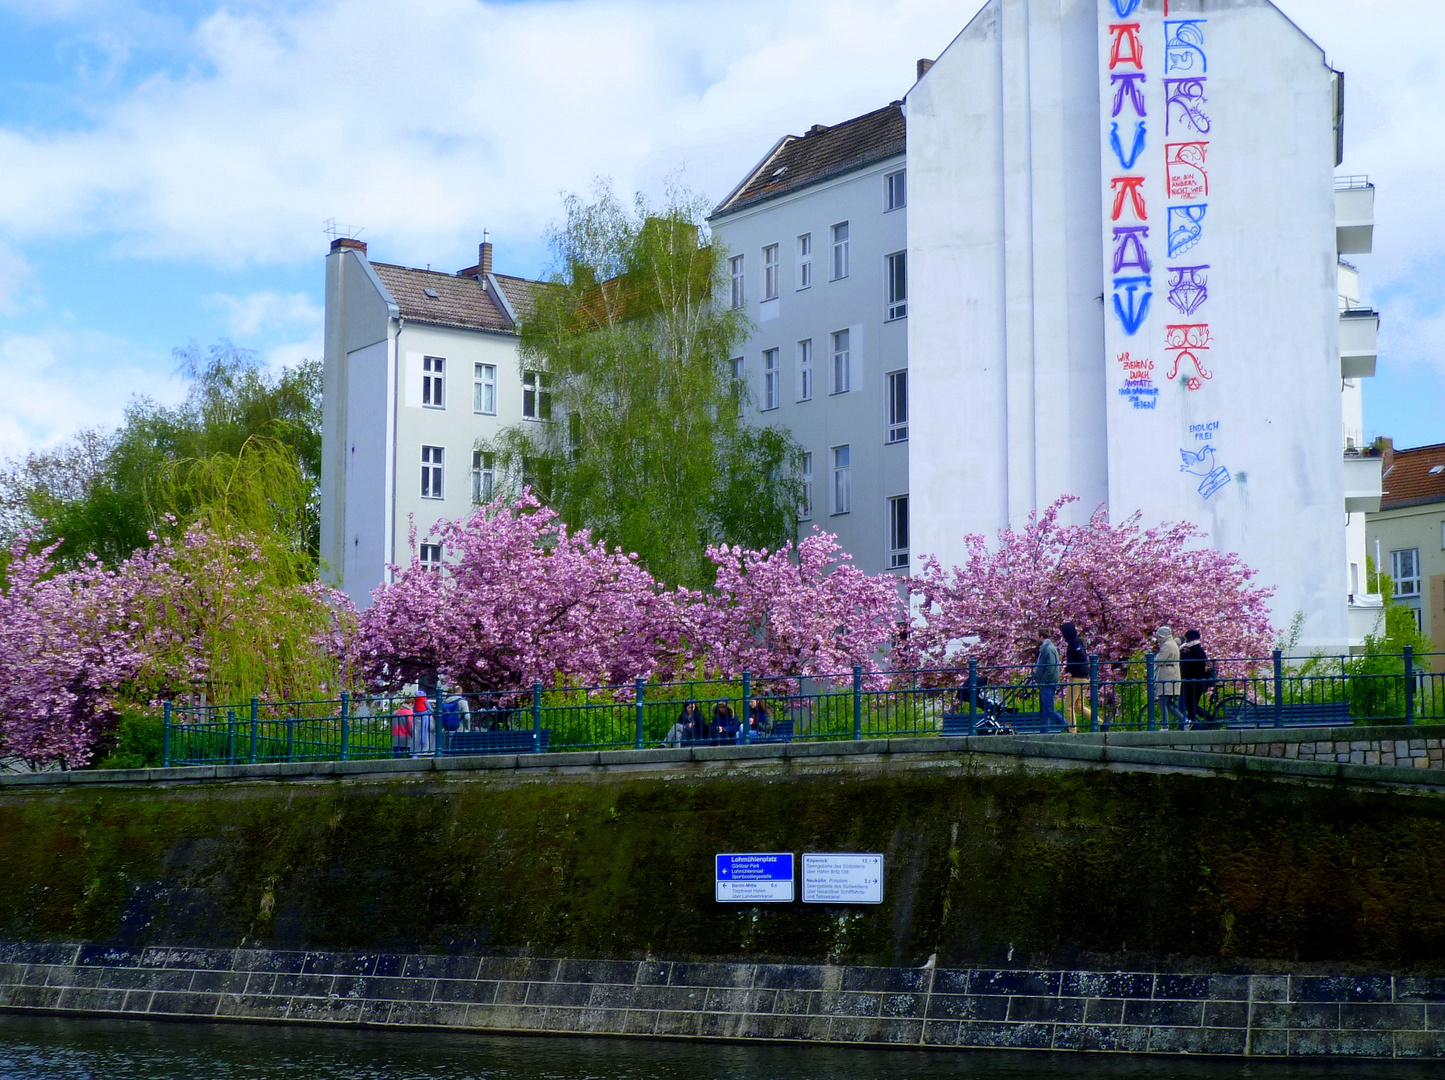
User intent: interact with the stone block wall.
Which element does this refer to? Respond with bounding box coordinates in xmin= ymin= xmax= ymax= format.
xmin=4 ymin=941 xmax=1445 ymax=1058
xmin=1167 ymin=733 xmax=1445 ymax=769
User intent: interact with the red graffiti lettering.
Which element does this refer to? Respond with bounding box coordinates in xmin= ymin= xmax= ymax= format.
xmin=1109 ymin=176 xmax=1148 ymax=222
xmin=1108 ymin=23 xmax=1144 ymax=70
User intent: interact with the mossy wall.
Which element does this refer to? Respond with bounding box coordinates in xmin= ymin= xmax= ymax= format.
xmin=3 ymin=766 xmax=1445 ymax=972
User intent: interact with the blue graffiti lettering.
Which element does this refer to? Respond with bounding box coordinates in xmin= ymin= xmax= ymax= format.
xmin=1112 ymin=0 xmax=1142 ymax=16
xmin=1198 ymin=466 xmax=1232 ymax=499
xmin=1112 ymin=275 xmax=1152 ymax=335
xmin=1166 ymin=204 xmax=1207 ymax=257
xmin=1164 ymin=19 xmax=1207 ymax=74
xmin=1111 ymin=72 xmax=1147 ymax=119
xmin=1109 ymin=120 xmax=1147 ymax=169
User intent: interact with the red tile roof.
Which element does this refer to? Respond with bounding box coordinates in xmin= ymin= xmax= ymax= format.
xmin=371 ymin=263 xmax=543 ymax=335
xmin=1380 ymin=442 xmax=1445 ymax=511
xmin=712 ymin=103 xmax=905 ymax=217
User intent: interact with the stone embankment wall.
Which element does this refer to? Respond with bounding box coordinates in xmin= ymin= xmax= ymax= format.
xmin=1164 ymin=732 xmax=1445 ymax=769
xmin=5 ymin=941 xmax=1445 ymax=1059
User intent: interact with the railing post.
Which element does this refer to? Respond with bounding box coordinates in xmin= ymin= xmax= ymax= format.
xmin=1145 ymin=654 xmax=1156 ymax=731
xmin=1273 ymin=649 xmax=1284 ymax=729
xmin=163 ymin=700 xmax=172 ymax=768
xmin=226 ymin=709 xmax=237 ymax=764
xmin=532 ymin=681 xmax=543 ymax=752
xmin=967 ymin=658 xmax=978 ymax=735
xmin=741 ymin=671 xmax=751 ymax=745
xmin=635 ymin=677 xmax=646 ymax=750
xmin=1089 ymin=654 xmax=1100 ymax=734
xmin=249 ymin=697 xmax=259 ymax=764
xmin=340 ymin=692 xmax=350 ymax=761
xmin=853 ymin=665 xmax=863 ymax=740
xmin=1405 ymin=646 xmax=1415 ymax=725
xmin=286 ymin=716 xmax=295 ymax=761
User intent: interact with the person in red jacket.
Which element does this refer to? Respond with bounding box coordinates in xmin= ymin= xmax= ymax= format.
xmin=391 ymin=704 xmax=413 ymax=758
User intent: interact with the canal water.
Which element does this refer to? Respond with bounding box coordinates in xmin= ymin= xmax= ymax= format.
xmin=1 ymin=1015 xmax=1442 ymax=1079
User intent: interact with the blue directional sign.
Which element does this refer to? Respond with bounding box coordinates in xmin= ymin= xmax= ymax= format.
xmin=715 ymin=852 xmax=794 ymax=902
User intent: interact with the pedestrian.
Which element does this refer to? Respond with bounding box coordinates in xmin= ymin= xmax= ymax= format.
xmin=1179 ymin=629 xmax=1209 ymax=726
xmin=1153 ymin=626 xmax=1186 ymax=729
xmin=748 ymin=698 xmax=772 ymax=738
xmin=412 ymin=692 xmax=433 ymax=755
xmin=711 ymin=700 xmax=740 ymax=743
xmin=391 ymin=703 xmax=413 ymax=758
xmin=1034 ymin=633 xmax=1064 ymax=733
xmin=684 ymin=701 xmax=708 ymax=744
xmin=1060 ymin=622 xmax=1091 ymax=732
xmin=663 ymin=705 xmax=693 ymax=747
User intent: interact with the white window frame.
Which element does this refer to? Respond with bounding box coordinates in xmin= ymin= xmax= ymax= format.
xmin=831 ymin=329 xmax=851 ymax=395
xmin=761 ymin=348 xmax=780 ymax=411
xmin=886 ymin=169 xmax=906 ymax=211
xmin=1392 ymin=548 xmax=1421 ymax=598
xmin=797 ymin=339 xmax=813 ymax=402
xmin=730 ymin=254 xmax=745 ymax=308
xmin=472 ymin=449 xmax=495 ymax=504
xmin=762 ymin=244 xmax=779 ymax=301
xmin=831 ymin=445 xmax=851 ymax=515
xmin=420 ymin=543 xmax=443 ymax=572
xmin=887 ymin=369 xmax=908 ymax=443
xmin=886 ymin=250 xmax=907 ymax=321
xmin=731 ymin=356 xmax=745 ymax=416
xmin=422 ymin=355 xmax=445 ymax=409
xmin=473 ymin=362 xmax=496 ymax=415
xmin=522 ymin=370 xmax=550 ymax=420
xmin=796 ymin=233 xmax=812 ymax=290
xmin=800 ymin=452 xmax=813 ymax=520
xmin=421 ymin=445 xmax=444 ymax=500
xmin=831 ymin=222 xmax=850 ymax=280
xmin=888 ymin=494 xmax=909 ymax=570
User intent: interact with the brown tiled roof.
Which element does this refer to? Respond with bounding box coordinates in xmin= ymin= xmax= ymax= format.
xmin=493 ymin=273 xmax=543 ymax=323
xmin=1380 ymin=442 xmax=1445 ymax=510
xmin=712 ymin=102 xmax=906 ymax=217
xmin=370 ymin=263 xmax=543 ymax=334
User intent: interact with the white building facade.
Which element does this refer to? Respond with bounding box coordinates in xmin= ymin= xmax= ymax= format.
xmin=321 ymin=237 xmax=540 ymax=608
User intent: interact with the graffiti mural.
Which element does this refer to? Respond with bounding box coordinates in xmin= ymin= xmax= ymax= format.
xmin=1164 ymin=323 xmax=1213 ymax=391
xmin=1110 ymin=175 xmax=1148 ymax=221
xmin=1116 ymin=351 xmax=1158 ymax=410
xmin=1113 ymin=276 xmax=1153 ymax=335
xmin=1166 ymin=265 xmax=1209 ymax=316
xmin=1111 ymin=73 xmax=1148 ymax=118
xmin=1167 ymin=204 xmax=1207 ymax=256
xmin=1163 ymin=77 xmax=1210 ymax=135
xmin=1109 ymin=120 xmax=1148 ymax=169
xmin=1164 ymin=19 xmax=1207 ymax=74
xmin=1166 ymin=141 xmax=1209 ymax=199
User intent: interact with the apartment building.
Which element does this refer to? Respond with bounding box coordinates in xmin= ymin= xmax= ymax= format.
xmin=1367 ymin=442 xmax=1445 ymax=653
xmin=320 ymin=236 xmax=541 ymax=608
xmin=708 ymin=104 xmax=910 ymax=576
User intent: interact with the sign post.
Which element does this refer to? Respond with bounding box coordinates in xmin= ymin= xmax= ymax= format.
xmin=802 ymin=854 xmax=884 ymax=904
xmin=715 ymin=853 xmax=794 ymax=903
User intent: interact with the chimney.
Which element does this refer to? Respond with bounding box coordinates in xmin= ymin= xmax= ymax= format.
xmin=806 ymin=123 xmax=829 ymax=137
xmin=479 ymin=229 xmax=493 ymax=277
xmin=330 ymin=236 xmax=367 ymax=256
xmin=917 ymin=58 xmax=935 ymax=79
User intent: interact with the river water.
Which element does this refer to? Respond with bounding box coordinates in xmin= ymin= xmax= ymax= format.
xmin=1 ymin=1015 xmax=1441 ymax=1079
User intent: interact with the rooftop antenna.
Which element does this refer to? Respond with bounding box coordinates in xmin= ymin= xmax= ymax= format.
xmin=483 ymin=227 xmax=490 ymax=244
xmin=323 ymin=218 xmax=366 ymax=241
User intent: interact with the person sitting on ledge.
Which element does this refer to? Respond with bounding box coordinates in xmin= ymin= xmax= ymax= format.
xmin=711 ymin=700 xmax=740 ymax=744
xmin=664 ymin=702 xmax=699 ymax=747
xmin=747 ymin=698 xmax=772 ymax=738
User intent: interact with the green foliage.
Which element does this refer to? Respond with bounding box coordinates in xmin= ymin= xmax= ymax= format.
xmin=490 ymin=180 xmax=803 ymax=588
xmin=0 ymin=341 xmax=321 ymax=569
xmin=94 ymin=712 xmax=165 ymax=770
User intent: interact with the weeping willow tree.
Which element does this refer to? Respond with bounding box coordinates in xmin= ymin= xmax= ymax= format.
xmin=132 ymin=435 xmax=351 ymax=705
xmin=487 ymin=181 xmax=802 ymax=589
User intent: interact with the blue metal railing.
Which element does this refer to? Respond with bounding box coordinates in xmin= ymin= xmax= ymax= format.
xmin=161 ymin=649 xmax=1445 ymax=767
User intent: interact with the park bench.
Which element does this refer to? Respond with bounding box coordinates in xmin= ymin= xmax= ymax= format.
xmin=1231 ymin=700 xmax=1350 ymax=728
xmin=749 ymin=718 xmax=794 ymax=744
xmin=440 ymin=729 xmax=550 ymax=755
xmin=942 ymin=712 xmax=1051 ymax=736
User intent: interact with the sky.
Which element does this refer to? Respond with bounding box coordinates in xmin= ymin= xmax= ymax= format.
xmin=0 ymin=0 xmax=1440 ymax=460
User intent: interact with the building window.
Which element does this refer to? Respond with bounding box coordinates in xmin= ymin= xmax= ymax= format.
xmin=420 ymin=543 xmax=443 ymax=572
xmin=797 ymin=234 xmax=812 ymax=290
xmin=831 ymin=329 xmax=851 ymax=394
xmin=797 ymin=339 xmax=813 ymax=401
xmin=730 ymin=255 xmax=745 ymax=308
xmin=730 ymin=356 xmax=745 ymax=416
xmin=422 ymin=356 xmax=445 ymax=408
xmin=831 ymin=222 xmax=849 ymax=280
xmin=421 ymin=445 xmax=444 ymax=499
xmin=761 ymin=348 xmax=780 ymax=411
xmin=886 ymin=251 xmax=907 ymax=320
xmin=888 ymin=495 xmax=909 ymax=569
xmin=472 ymin=450 xmax=495 ymax=503
xmin=522 ymin=370 xmax=551 ymax=420
xmin=1392 ymin=548 xmax=1421 ymax=598
xmin=887 ymin=370 xmax=908 ymax=443
xmin=800 ymin=452 xmax=813 ymax=520
xmin=763 ymin=244 xmax=779 ymax=301
xmin=886 ymin=169 xmax=907 ymax=211
xmin=831 ymin=445 xmax=850 ymax=515
xmin=473 ymin=363 xmax=496 ymax=414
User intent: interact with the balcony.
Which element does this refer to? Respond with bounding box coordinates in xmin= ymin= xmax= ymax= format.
xmin=1339 ymin=307 xmax=1378 ymax=378
xmin=1335 ymin=177 xmax=1374 ymax=255
xmin=1347 ymin=593 xmax=1384 ymax=649
xmin=1343 ymin=451 xmax=1383 ymax=513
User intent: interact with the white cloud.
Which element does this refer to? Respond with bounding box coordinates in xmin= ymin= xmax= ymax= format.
xmin=0 ymin=241 xmax=32 ymax=315
xmin=206 ymin=289 xmax=321 ymax=337
xmin=0 ymin=330 xmax=180 ymax=458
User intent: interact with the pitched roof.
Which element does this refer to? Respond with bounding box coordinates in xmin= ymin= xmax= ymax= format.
xmin=711 ymin=102 xmax=906 ymax=218
xmin=370 ymin=263 xmax=541 ymax=335
xmin=1381 ymin=442 xmax=1445 ymax=511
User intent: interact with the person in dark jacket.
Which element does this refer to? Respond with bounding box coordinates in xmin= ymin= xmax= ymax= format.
xmin=711 ymin=700 xmax=740 ymax=743
xmin=1060 ymin=622 xmax=1091 ymax=732
xmin=747 ymin=698 xmax=772 ymax=738
xmin=665 ymin=701 xmax=701 ymax=747
xmin=1034 ymin=634 xmax=1064 ymax=733
xmin=1179 ymin=629 xmax=1209 ymax=726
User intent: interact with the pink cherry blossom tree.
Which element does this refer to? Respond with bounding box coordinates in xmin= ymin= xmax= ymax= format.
xmin=351 ymin=493 xmax=688 ymax=694
xmin=690 ymin=527 xmax=903 ymax=681
xmin=895 ymin=496 xmax=1276 ymax=676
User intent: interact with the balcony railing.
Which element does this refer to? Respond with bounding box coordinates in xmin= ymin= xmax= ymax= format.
xmin=1335 ymin=179 xmax=1374 ymax=255
xmin=1343 ymin=451 xmax=1383 ymax=513
xmin=1340 ymin=307 xmax=1379 ymax=378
